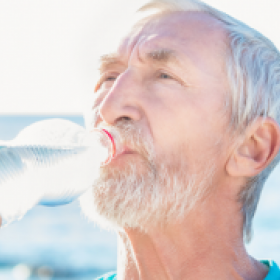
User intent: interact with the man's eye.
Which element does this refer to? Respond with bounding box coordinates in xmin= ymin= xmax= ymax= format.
xmin=159 ymin=73 xmax=173 ymax=79
xmin=104 ymin=76 xmax=117 ymax=82
xmin=99 ymin=75 xmax=117 ymax=85
xmin=156 ymin=71 xmax=185 ymax=87
xmin=95 ymin=74 xmax=118 ymax=92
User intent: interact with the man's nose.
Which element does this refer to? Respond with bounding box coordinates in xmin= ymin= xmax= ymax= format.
xmin=99 ymin=71 xmax=142 ymax=125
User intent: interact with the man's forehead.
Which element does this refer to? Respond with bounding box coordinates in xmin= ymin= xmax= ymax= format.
xmin=116 ymin=11 xmax=228 ymax=59
xmin=98 ymin=11 xmax=228 ymax=77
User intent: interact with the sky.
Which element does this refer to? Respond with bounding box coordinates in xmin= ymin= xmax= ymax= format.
xmin=0 ymin=0 xmax=280 ymax=115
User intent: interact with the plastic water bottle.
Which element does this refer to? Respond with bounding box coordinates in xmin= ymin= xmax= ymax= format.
xmin=0 ymin=119 xmax=120 ymax=226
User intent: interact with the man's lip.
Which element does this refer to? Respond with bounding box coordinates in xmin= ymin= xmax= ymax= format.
xmin=122 ymin=151 xmax=135 ymax=155
xmin=107 ymin=150 xmax=136 ymax=164
xmin=114 ymin=148 xmax=137 ymax=158
xmin=119 ymin=149 xmax=136 ymax=155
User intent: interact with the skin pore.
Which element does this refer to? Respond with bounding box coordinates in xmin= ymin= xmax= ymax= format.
xmin=82 ymin=11 xmax=279 ymax=280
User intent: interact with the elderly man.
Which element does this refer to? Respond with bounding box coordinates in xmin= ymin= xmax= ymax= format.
xmin=80 ymin=0 xmax=280 ymax=279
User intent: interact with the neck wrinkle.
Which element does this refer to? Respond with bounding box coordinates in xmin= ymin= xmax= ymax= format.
xmin=117 ymin=228 xmax=171 ymax=280
xmin=117 ymin=231 xmax=138 ymax=280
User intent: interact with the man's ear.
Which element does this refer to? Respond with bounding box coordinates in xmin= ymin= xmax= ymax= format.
xmin=226 ymin=117 xmax=280 ymax=177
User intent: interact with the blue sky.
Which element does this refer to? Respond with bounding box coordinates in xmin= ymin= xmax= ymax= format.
xmin=0 ymin=0 xmax=279 ymax=114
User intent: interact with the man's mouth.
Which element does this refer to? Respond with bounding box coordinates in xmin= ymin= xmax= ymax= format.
xmin=97 ymin=126 xmax=148 ymax=163
xmin=115 ymin=148 xmax=136 ymax=158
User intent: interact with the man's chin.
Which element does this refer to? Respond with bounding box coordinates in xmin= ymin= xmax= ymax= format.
xmin=79 ymin=159 xmax=157 ymax=230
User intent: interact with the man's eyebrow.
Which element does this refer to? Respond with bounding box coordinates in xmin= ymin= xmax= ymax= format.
xmin=98 ymin=49 xmax=181 ymax=72
xmin=145 ymin=49 xmax=181 ymax=66
xmin=98 ymin=53 xmax=124 ymax=73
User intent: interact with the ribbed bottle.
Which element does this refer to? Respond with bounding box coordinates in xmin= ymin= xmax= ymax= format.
xmin=0 ymin=119 xmax=119 ymax=226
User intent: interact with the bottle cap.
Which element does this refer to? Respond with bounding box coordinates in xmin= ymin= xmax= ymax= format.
xmin=91 ymin=128 xmax=116 ymax=165
xmin=100 ymin=129 xmax=116 ymax=165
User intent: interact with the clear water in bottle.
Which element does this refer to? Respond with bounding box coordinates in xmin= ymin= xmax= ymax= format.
xmin=0 ymin=119 xmax=119 ymax=226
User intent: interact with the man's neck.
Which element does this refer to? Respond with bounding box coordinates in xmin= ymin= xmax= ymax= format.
xmin=115 ymin=195 xmax=268 ymax=280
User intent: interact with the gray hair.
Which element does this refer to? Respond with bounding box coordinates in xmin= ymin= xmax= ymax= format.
xmin=138 ymin=0 xmax=280 ymax=242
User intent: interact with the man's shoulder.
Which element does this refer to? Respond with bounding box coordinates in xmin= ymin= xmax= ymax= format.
xmin=95 ymin=272 xmax=117 ymax=280
xmin=262 ymin=260 xmax=280 ymax=279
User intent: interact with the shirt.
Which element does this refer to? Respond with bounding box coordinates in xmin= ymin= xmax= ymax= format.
xmin=96 ymin=272 xmax=117 ymax=280
xmin=262 ymin=260 xmax=280 ymax=279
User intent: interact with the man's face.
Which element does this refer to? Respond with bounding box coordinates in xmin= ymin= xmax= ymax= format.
xmin=81 ymin=12 xmax=231 ymax=230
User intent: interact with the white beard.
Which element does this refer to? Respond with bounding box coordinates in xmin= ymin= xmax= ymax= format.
xmin=79 ymin=121 xmax=216 ymax=232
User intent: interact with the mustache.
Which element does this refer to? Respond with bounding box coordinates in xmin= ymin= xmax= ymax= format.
xmin=106 ymin=119 xmax=155 ymax=162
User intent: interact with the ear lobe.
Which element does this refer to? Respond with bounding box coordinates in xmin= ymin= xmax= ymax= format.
xmin=226 ymin=118 xmax=280 ymax=178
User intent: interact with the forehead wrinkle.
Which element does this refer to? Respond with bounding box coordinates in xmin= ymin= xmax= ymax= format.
xmin=99 ymin=40 xmax=186 ymax=74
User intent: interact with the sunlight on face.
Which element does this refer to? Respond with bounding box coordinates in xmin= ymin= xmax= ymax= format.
xmin=79 ymin=120 xmax=217 ymax=232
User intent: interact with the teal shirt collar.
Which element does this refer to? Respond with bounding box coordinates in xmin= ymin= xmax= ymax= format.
xmin=261 ymin=260 xmax=280 ymax=279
